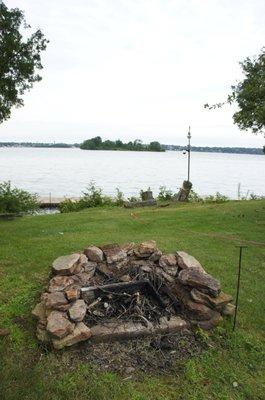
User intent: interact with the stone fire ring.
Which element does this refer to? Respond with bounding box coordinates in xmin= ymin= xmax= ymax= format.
xmin=32 ymin=241 xmax=235 ymax=350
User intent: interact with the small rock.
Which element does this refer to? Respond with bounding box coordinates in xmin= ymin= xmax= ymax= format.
xmin=48 ymin=275 xmax=75 ymax=292
xmin=68 ymin=299 xmax=87 ymax=322
xmin=177 ymin=251 xmax=205 ymax=273
xmin=159 ymin=254 xmax=178 ymax=276
xmin=120 ymin=274 xmax=131 ymax=282
xmin=84 ymin=246 xmax=104 ymax=262
xmin=232 ymin=381 xmax=238 ymax=388
xmin=178 ymin=269 xmax=221 ymax=297
xmin=43 ymin=292 xmax=69 ymax=311
xmin=32 ymin=301 xmax=47 ymax=326
xmin=46 ymin=311 xmax=74 ymax=339
xmin=65 ymin=286 xmax=81 ymax=302
xmin=0 ymin=328 xmax=10 ymax=337
xmin=101 ymin=244 xmax=127 ymax=264
xmin=36 ymin=324 xmax=50 ymax=342
xmin=195 ymin=313 xmax=223 ymax=330
xmin=72 ymin=271 xmax=93 ymax=286
xmin=149 ymin=250 xmax=162 ymax=262
xmin=52 ymin=322 xmax=91 ymax=349
xmin=52 ymin=253 xmax=81 ymax=275
xmin=82 ymin=261 xmax=97 ymax=275
xmin=125 ymin=367 xmax=135 ymax=374
xmin=134 ymin=240 xmax=157 ymax=258
xmin=121 ymin=242 xmax=135 ymax=255
xmin=190 ymin=288 xmax=233 ymax=310
xmin=222 ymin=303 xmax=236 ymax=316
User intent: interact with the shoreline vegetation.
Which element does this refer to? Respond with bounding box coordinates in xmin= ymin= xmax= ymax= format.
xmin=0 ymin=139 xmax=264 ymax=155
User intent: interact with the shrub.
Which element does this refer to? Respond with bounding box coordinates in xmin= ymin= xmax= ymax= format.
xmin=157 ymin=186 xmax=173 ymax=201
xmin=115 ymin=188 xmax=125 ymax=206
xmin=203 ymin=192 xmax=229 ymax=203
xmin=188 ymin=190 xmax=203 ymax=202
xmin=58 ymin=198 xmax=81 ymax=213
xmin=0 ymin=181 xmax=39 ymax=214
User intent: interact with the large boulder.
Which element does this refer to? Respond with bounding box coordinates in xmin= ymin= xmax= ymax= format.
xmin=52 ymin=322 xmax=92 ymax=349
xmin=52 ymin=253 xmax=81 ymax=275
xmin=134 ymin=240 xmax=157 ymax=258
xmin=84 ymin=246 xmax=104 ymax=262
xmin=68 ymin=299 xmax=87 ymax=322
xmin=190 ymin=288 xmax=232 ymax=310
xmin=46 ymin=311 xmax=74 ymax=339
xmin=178 ymin=269 xmax=221 ymax=297
xmin=48 ymin=275 xmax=75 ymax=292
xmin=159 ymin=254 xmax=178 ymax=276
xmin=101 ymin=244 xmax=127 ymax=264
xmin=176 ymin=251 xmax=205 ymax=273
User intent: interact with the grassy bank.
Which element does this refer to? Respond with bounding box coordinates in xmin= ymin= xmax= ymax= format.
xmin=0 ymin=200 xmax=264 ymax=399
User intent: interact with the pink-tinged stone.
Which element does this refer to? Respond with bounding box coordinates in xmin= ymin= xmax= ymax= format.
xmin=48 ymin=275 xmax=75 ymax=292
xmin=46 ymin=311 xmax=74 ymax=339
xmin=84 ymin=246 xmax=104 ymax=262
xmin=43 ymin=292 xmax=70 ymax=311
xmin=222 ymin=303 xmax=235 ymax=316
xmin=68 ymin=299 xmax=87 ymax=322
xmin=65 ymin=286 xmax=81 ymax=302
xmin=178 ymin=269 xmax=220 ymax=297
xmin=134 ymin=240 xmax=157 ymax=258
xmin=159 ymin=254 xmax=178 ymax=276
xmin=101 ymin=244 xmax=127 ymax=264
xmin=191 ymin=288 xmax=232 ymax=310
xmin=52 ymin=322 xmax=92 ymax=349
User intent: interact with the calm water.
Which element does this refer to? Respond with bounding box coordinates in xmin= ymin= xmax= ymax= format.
xmin=0 ymin=148 xmax=264 ymax=199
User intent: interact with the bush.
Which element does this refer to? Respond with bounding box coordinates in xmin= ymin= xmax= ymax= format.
xmin=0 ymin=181 xmax=39 ymax=214
xmin=203 ymin=192 xmax=229 ymax=203
xmin=58 ymin=198 xmax=81 ymax=213
xmin=188 ymin=190 xmax=203 ymax=202
xmin=115 ymin=188 xmax=125 ymax=206
xmin=157 ymin=186 xmax=173 ymax=201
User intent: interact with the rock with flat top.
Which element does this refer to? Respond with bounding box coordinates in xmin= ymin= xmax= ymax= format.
xmin=48 ymin=275 xmax=75 ymax=292
xmin=84 ymin=246 xmax=104 ymax=262
xmin=121 ymin=242 xmax=135 ymax=255
xmin=68 ymin=299 xmax=87 ymax=322
xmin=32 ymin=302 xmax=47 ymax=327
xmin=159 ymin=254 xmax=178 ymax=276
xmin=178 ymin=269 xmax=220 ymax=297
xmin=42 ymin=292 xmax=70 ymax=311
xmin=52 ymin=322 xmax=92 ymax=349
xmin=177 ymin=251 xmax=205 ymax=273
xmin=191 ymin=288 xmax=232 ymax=310
xmin=101 ymin=244 xmax=127 ymax=264
xmin=46 ymin=311 xmax=74 ymax=339
xmin=52 ymin=253 xmax=81 ymax=275
xmin=134 ymin=240 xmax=157 ymax=258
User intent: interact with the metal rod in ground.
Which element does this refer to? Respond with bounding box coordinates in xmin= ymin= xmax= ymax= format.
xmin=233 ymin=245 xmax=247 ymax=332
xmin=187 ymin=126 xmax=191 ymax=182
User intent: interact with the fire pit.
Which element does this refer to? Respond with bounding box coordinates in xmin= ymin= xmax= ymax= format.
xmin=32 ymin=241 xmax=234 ymax=350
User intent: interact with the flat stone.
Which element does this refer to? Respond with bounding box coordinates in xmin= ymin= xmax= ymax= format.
xmin=191 ymin=288 xmax=232 ymax=310
xmin=48 ymin=275 xmax=75 ymax=292
xmin=52 ymin=322 xmax=92 ymax=349
xmin=222 ymin=303 xmax=236 ymax=316
xmin=172 ymin=283 xmax=215 ymax=320
xmin=177 ymin=251 xmax=205 ymax=273
xmin=134 ymin=240 xmax=157 ymax=258
xmin=43 ymin=292 xmax=70 ymax=311
xmin=178 ymin=269 xmax=221 ymax=297
xmin=65 ymin=285 xmax=81 ymax=302
xmin=52 ymin=253 xmax=81 ymax=275
xmin=90 ymin=316 xmax=188 ymax=342
xmin=101 ymin=244 xmax=127 ymax=264
xmin=32 ymin=302 xmax=47 ymax=326
xmin=159 ymin=254 xmax=178 ymax=276
xmin=84 ymin=246 xmax=104 ymax=262
xmin=68 ymin=299 xmax=87 ymax=322
xmin=46 ymin=311 xmax=74 ymax=339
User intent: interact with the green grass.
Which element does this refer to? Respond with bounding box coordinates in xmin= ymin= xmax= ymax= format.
xmin=0 ymin=200 xmax=264 ymax=400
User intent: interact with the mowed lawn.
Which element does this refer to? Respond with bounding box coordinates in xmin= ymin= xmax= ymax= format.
xmin=0 ymin=200 xmax=264 ymax=400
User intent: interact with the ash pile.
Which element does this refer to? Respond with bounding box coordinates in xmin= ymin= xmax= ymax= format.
xmin=32 ymin=241 xmax=234 ymax=350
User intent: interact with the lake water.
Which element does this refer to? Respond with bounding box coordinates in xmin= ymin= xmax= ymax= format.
xmin=0 ymin=147 xmax=264 ymax=199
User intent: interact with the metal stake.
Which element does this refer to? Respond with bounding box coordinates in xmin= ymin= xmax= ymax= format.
xmin=187 ymin=126 xmax=191 ymax=182
xmin=233 ymin=245 xmax=247 ymax=331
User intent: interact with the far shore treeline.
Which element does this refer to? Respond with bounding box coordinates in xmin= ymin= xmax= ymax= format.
xmin=80 ymin=137 xmax=165 ymax=152
xmin=0 ymin=140 xmax=264 ymax=155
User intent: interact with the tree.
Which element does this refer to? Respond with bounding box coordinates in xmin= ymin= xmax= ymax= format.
xmin=205 ymin=48 xmax=265 ymax=135
xmin=0 ymin=2 xmax=48 ymax=123
xmin=148 ymin=141 xmax=164 ymax=152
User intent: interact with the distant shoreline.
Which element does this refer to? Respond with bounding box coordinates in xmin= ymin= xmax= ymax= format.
xmin=0 ymin=142 xmax=263 ymax=155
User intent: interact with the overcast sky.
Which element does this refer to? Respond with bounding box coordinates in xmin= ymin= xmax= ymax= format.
xmin=1 ymin=0 xmax=265 ymax=147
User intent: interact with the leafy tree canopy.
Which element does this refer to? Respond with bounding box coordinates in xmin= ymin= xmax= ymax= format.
xmin=80 ymin=136 xmax=165 ymax=152
xmin=0 ymin=2 xmax=48 ymax=123
xmin=205 ymin=48 xmax=265 ymax=136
